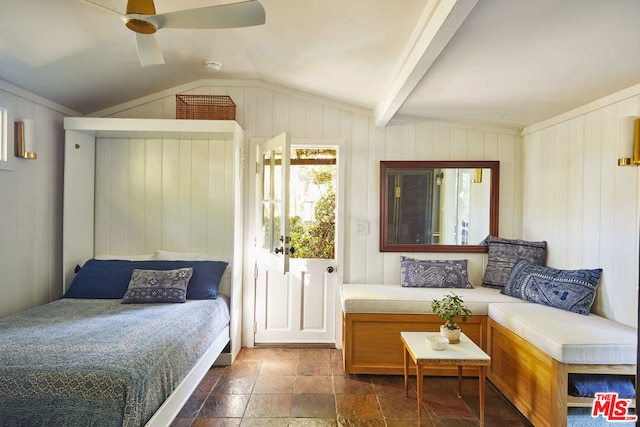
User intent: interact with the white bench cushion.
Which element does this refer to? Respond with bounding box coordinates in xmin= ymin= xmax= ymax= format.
xmin=341 ymin=284 xmax=523 ymax=315
xmin=488 ymin=303 xmax=637 ymax=364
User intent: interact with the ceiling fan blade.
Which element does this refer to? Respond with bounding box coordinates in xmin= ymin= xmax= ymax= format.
xmin=135 ymin=33 xmax=164 ymax=66
xmin=83 ymin=0 xmax=128 ymax=20
xmin=149 ymin=0 xmax=265 ymax=30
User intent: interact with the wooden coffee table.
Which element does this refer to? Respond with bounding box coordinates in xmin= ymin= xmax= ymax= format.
xmin=400 ymin=331 xmax=491 ymax=426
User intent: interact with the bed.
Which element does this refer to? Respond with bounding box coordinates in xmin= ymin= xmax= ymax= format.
xmin=0 ymin=299 xmax=229 ymax=426
xmin=42 ymin=117 xmax=245 ymax=425
xmin=0 ymin=257 xmax=232 ymax=426
xmin=62 ymin=117 xmax=245 ymax=367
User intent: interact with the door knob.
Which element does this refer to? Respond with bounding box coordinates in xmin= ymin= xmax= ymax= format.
xmin=327 ymin=266 xmax=335 ymax=273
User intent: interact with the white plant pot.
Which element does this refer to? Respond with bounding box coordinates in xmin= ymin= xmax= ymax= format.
xmin=440 ymin=325 xmax=461 ymax=344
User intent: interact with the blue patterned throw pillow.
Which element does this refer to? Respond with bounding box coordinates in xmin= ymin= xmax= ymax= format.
xmin=501 ymin=259 xmax=602 ymax=315
xmin=122 ymin=268 xmax=192 ymax=304
xmin=400 ymin=256 xmax=473 ymax=288
xmin=482 ymin=236 xmax=547 ymax=289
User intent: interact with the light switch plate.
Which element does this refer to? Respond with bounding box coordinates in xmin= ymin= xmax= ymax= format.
xmin=356 ymin=222 xmax=369 ymax=235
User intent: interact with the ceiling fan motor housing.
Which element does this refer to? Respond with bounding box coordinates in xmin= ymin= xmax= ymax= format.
xmin=125 ymin=0 xmax=157 ymax=33
xmin=126 ymin=18 xmax=157 ymax=34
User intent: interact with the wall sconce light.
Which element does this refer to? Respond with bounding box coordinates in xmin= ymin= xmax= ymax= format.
xmin=15 ymin=119 xmax=36 ymax=159
xmin=618 ymin=118 xmax=640 ymax=166
xmin=435 ymin=172 xmax=444 ymax=186
xmin=472 ymin=168 xmax=483 ymax=183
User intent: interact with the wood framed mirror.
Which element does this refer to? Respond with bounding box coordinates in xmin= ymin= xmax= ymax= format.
xmin=380 ymin=160 xmax=499 ymax=253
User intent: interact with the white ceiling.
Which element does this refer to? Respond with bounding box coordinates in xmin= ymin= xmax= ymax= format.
xmin=1 ymin=0 xmax=640 ymax=129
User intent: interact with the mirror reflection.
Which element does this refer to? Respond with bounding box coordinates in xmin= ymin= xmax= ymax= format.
xmin=380 ymin=161 xmax=499 ymax=253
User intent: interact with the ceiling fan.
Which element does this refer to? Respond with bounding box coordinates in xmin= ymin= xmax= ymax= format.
xmin=84 ymin=0 xmax=266 ymax=66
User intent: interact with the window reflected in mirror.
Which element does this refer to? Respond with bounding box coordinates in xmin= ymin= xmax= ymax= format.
xmin=380 ymin=161 xmax=499 ymax=253
xmin=0 ymin=107 xmax=7 ymax=168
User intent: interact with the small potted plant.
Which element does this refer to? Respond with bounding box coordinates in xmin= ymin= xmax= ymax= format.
xmin=430 ymin=292 xmax=472 ymax=344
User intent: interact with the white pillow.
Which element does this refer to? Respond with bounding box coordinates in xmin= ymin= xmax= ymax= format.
xmin=154 ymin=250 xmax=232 ymax=297
xmin=94 ymin=253 xmax=155 ymax=261
xmin=154 ymin=250 xmax=218 ymax=260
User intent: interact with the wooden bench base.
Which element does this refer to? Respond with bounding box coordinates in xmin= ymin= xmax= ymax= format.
xmin=342 ymin=311 xmax=636 ymax=427
xmin=487 ymin=318 xmax=636 ymax=427
xmin=342 ymin=312 xmax=487 ymax=376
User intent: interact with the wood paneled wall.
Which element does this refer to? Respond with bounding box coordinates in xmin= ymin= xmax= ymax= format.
xmin=523 ymin=97 xmax=640 ymax=327
xmin=102 ymin=80 xmax=523 ymax=288
xmin=93 ymin=137 xmax=235 ymax=257
xmin=0 ymin=83 xmax=72 ymax=318
xmin=2 ymin=76 xmax=636 ymax=330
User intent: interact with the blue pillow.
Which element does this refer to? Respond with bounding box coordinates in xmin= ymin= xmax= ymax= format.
xmin=121 ymin=268 xmax=192 ymax=304
xmin=501 ymin=259 xmax=602 ymax=315
xmin=64 ymin=259 xmax=228 ymax=300
xmin=482 ymin=236 xmax=547 ymax=289
xmin=400 ymin=256 xmax=473 ymax=288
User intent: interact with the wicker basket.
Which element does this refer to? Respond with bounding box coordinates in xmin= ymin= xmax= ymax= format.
xmin=175 ymin=94 xmax=236 ymax=120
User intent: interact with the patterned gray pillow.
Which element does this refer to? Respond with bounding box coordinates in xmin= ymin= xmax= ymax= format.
xmin=501 ymin=259 xmax=602 ymax=315
xmin=400 ymin=256 xmax=473 ymax=288
xmin=482 ymin=236 xmax=547 ymax=289
xmin=122 ymin=268 xmax=193 ymax=304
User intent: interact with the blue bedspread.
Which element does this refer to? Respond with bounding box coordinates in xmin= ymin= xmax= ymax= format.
xmin=0 ymin=298 xmax=230 ymax=427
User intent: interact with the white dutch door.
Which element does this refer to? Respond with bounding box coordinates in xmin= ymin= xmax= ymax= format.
xmin=254 ymin=133 xmax=341 ymax=344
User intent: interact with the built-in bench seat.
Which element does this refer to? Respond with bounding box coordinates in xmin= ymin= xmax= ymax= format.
xmin=341 ymin=283 xmax=637 ymax=427
xmin=341 ymin=284 xmax=523 ymax=315
xmin=487 ymin=302 xmax=637 ymax=427
xmin=340 ymin=283 xmax=523 ymax=375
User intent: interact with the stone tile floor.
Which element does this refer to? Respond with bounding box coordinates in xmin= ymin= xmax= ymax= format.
xmin=171 ymin=347 xmax=533 ymax=426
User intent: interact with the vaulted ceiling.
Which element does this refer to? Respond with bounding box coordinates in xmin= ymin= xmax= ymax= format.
xmin=2 ymin=0 xmax=640 ymax=129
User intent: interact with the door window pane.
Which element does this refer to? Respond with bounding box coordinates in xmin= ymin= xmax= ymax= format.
xmin=262 ymin=203 xmax=271 ymax=250
xmin=273 ymin=149 xmax=282 ymax=200
xmin=289 ymin=149 xmax=336 ymax=259
xmin=262 ymin=151 xmax=271 ymax=200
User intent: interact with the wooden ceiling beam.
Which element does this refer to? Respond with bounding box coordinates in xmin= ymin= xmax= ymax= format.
xmin=374 ymin=0 xmax=479 ymax=127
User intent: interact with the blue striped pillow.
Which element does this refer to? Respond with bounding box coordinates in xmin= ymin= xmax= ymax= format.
xmin=482 ymin=236 xmax=547 ymax=288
